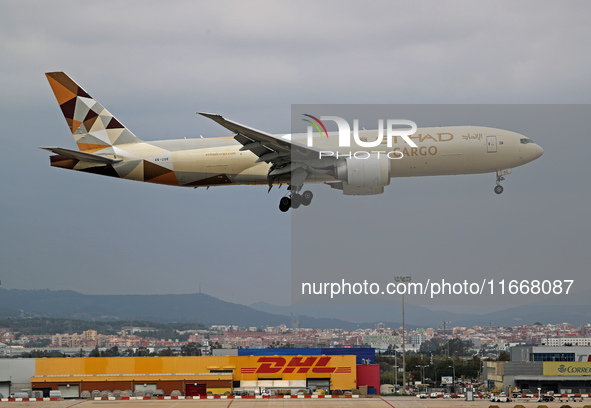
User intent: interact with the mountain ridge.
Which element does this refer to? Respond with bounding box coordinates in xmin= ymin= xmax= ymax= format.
xmin=0 ymin=288 xmax=589 ymax=329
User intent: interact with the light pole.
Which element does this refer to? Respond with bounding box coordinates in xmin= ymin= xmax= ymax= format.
xmin=394 ymin=349 xmax=398 ymax=391
xmin=448 ymin=361 xmax=456 ymax=394
xmin=394 ymin=275 xmax=411 ymax=394
xmin=442 ymin=320 xmax=451 ymax=357
xmin=418 ymin=365 xmax=428 ymax=393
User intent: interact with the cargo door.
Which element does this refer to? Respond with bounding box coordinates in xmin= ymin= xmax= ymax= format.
xmin=0 ymin=382 xmax=10 ymax=398
xmin=486 ymin=135 xmax=497 ymax=153
xmin=306 ymin=378 xmax=330 ymax=393
xmin=185 ymin=383 xmax=206 ymax=397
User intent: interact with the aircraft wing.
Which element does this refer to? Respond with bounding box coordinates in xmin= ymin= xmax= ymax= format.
xmin=41 ymin=147 xmax=122 ymax=164
xmin=198 ymin=113 xmax=320 ymax=166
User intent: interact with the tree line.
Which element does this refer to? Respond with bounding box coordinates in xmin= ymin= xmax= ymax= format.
xmin=20 ymin=343 xmax=203 ymax=358
xmin=0 ymin=317 xmax=205 ymax=338
xmin=376 ymin=338 xmax=510 ymax=387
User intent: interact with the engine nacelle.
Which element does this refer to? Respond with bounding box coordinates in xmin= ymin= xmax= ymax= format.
xmin=335 ymin=154 xmax=391 ymax=195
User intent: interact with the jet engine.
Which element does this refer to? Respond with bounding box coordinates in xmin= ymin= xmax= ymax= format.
xmin=334 ymin=154 xmax=391 ymax=195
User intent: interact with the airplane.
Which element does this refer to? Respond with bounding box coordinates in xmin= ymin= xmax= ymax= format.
xmin=43 ymin=72 xmax=543 ymax=212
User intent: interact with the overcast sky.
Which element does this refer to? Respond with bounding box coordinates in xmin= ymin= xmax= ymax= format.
xmin=1 ymin=1 xmax=590 ymax=310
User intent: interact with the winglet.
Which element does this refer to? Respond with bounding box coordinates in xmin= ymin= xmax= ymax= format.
xmin=197 ymin=112 xmax=222 ymax=119
xmin=198 ymin=112 xmax=226 ymax=125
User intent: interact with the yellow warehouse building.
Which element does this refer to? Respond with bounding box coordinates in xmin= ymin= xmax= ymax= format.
xmin=31 ymin=355 xmax=357 ymax=397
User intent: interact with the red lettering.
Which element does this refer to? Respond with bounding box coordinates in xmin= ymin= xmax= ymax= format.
xmin=256 ymin=356 xmax=339 ymax=374
xmin=286 ymin=356 xmax=317 ymax=374
xmin=281 ymin=357 xmax=317 ymax=373
xmin=312 ymin=356 xmax=336 ymax=373
xmin=256 ymin=357 xmax=286 ymax=374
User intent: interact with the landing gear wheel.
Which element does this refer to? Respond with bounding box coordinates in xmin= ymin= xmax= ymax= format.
xmin=494 ymin=172 xmax=506 ymax=195
xmin=301 ymin=190 xmax=313 ymax=206
xmin=291 ymin=194 xmax=302 ymax=209
xmin=279 ymin=197 xmax=291 ymax=212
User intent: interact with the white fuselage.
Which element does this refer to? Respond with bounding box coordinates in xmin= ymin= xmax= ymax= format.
xmin=58 ymin=125 xmax=542 ymax=189
xmin=111 ymin=125 xmax=541 ymax=187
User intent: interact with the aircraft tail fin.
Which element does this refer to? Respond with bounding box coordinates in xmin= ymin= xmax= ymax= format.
xmin=45 ymin=72 xmax=142 ymax=152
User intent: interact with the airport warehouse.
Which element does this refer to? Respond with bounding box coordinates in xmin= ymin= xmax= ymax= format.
xmin=0 ymin=348 xmax=379 ymax=397
xmin=484 ymin=346 xmax=591 ymax=395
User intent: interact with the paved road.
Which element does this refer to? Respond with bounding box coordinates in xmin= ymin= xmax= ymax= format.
xmin=382 ymin=396 xmax=589 ymax=407
xmin=4 ymin=397 xmax=591 ymax=408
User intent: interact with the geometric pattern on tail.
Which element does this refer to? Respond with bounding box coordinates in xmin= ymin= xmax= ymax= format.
xmin=45 ymin=72 xmax=141 ymax=152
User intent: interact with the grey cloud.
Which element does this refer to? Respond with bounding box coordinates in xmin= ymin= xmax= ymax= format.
xmin=0 ymin=0 xmax=590 ymax=308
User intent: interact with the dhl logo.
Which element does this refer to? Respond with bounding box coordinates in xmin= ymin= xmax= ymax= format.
xmin=241 ymin=356 xmax=352 ymax=374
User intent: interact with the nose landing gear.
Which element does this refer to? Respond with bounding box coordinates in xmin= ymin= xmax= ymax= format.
xmin=494 ymin=172 xmax=505 ymax=195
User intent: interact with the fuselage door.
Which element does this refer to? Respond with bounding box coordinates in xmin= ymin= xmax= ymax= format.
xmin=486 ymin=135 xmax=497 ymax=153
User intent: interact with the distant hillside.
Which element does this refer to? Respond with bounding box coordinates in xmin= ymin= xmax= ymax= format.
xmin=0 ymin=288 xmax=588 ymax=329
xmin=250 ymin=301 xmax=458 ymax=328
xmin=251 ymin=296 xmax=591 ymax=328
xmin=455 ymin=304 xmax=591 ymax=327
xmin=0 ymin=307 xmax=27 ymax=319
xmin=0 ymin=289 xmax=357 ymax=329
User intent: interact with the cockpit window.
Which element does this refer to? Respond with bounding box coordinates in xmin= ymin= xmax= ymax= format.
xmin=520 ymin=138 xmax=534 ymax=144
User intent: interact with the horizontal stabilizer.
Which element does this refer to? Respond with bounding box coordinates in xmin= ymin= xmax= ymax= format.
xmin=41 ymin=147 xmax=121 ymax=164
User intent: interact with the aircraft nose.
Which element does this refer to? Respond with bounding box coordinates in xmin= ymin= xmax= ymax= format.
xmin=535 ymin=144 xmax=544 ymax=159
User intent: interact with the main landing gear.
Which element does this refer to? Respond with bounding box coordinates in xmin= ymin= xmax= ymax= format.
xmin=279 ymin=190 xmax=314 ymax=212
